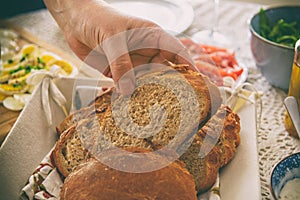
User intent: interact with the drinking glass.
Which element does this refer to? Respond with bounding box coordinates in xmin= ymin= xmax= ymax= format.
xmin=191 ymin=0 xmax=232 ymax=47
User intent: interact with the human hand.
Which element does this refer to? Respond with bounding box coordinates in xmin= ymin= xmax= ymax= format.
xmin=44 ymin=0 xmax=193 ymax=94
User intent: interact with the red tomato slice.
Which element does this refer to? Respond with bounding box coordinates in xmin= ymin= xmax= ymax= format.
xmin=200 ymin=44 xmax=227 ymax=54
xmin=179 ymin=37 xmax=244 ymax=83
xmin=232 ymin=66 xmax=244 ymax=77
xmin=219 ymin=69 xmax=238 ymax=80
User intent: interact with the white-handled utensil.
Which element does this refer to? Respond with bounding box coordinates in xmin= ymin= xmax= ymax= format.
xmin=284 ymin=96 xmax=300 ymax=138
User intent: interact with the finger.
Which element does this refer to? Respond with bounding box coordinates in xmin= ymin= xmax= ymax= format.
xmin=156 ymin=31 xmax=195 ymax=70
xmin=83 ymin=50 xmax=109 ymax=74
xmin=67 ymin=36 xmax=110 ymax=74
xmin=130 ymin=49 xmax=158 ymax=66
xmin=126 ymin=27 xmax=160 ymax=51
xmin=110 ymin=53 xmax=136 ymax=95
xmin=175 ymin=37 xmax=196 ymax=70
xmin=103 ymin=66 xmax=111 ymax=77
xmin=100 ymin=31 xmax=136 ymax=95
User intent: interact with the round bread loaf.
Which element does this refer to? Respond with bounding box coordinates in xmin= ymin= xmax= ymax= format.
xmin=60 ymin=148 xmax=197 ymax=200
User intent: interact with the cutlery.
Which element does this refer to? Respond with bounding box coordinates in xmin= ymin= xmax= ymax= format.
xmin=284 ymin=96 xmax=300 ymax=138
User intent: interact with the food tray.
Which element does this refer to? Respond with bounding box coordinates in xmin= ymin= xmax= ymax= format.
xmin=0 ymin=22 xmax=101 ymax=146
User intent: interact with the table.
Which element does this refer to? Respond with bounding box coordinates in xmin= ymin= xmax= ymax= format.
xmin=0 ymin=107 xmax=20 ymax=145
xmin=1 ymin=0 xmax=300 ymax=199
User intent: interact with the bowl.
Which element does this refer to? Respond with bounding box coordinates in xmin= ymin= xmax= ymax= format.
xmin=249 ymin=5 xmax=300 ymax=91
xmin=270 ymin=152 xmax=300 ymax=200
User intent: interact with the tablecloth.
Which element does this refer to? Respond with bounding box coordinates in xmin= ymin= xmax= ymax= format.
xmin=3 ymin=0 xmax=300 ymax=199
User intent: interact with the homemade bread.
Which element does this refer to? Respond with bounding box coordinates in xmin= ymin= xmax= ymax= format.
xmin=53 ymin=105 xmax=240 ymax=193
xmin=60 ymin=148 xmax=198 ymax=200
xmin=52 ymin=64 xmax=241 ymax=194
xmin=179 ymin=105 xmax=240 ymax=192
xmin=52 ymin=90 xmax=112 ymax=177
xmin=90 ymin=65 xmax=222 ymax=154
xmin=56 ymin=89 xmax=112 ymax=135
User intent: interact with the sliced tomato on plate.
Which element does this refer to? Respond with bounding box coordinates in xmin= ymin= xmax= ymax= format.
xmin=179 ymin=37 xmax=244 ymax=85
xmin=200 ymin=44 xmax=228 ymax=54
xmin=194 ymin=60 xmax=224 ymax=86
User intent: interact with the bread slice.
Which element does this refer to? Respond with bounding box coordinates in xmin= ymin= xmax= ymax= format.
xmin=56 ymin=89 xmax=112 ymax=135
xmin=179 ymin=105 xmax=240 ymax=193
xmin=60 ymin=148 xmax=198 ymax=200
xmin=90 ymin=66 xmax=222 ymax=154
xmin=52 ymin=91 xmax=112 ymax=177
xmin=51 ymin=125 xmax=89 ymax=177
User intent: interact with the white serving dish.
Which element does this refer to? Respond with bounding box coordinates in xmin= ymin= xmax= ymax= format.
xmin=220 ymin=94 xmax=261 ymax=200
xmin=106 ymin=0 xmax=194 ymax=35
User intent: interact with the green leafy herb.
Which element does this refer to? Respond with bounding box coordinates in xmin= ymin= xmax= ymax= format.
xmin=13 ymin=83 xmax=20 ymax=88
xmin=37 ymin=57 xmax=45 ymax=65
xmin=259 ymin=8 xmax=271 ymax=38
xmin=259 ymin=8 xmax=300 ymax=48
xmin=9 ymin=66 xmax=23 ymax=74
xmin=20 ymin=53 xmax=29 ymax=62
xmin=8 ymin=59 xmax=14 ymax=64
xmin=25 ymin=65 xmax=32 ymax=73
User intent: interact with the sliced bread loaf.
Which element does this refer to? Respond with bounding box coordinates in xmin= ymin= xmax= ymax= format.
xmin=52 ymin=65 xmax=241 ymax=194
xmin=91 ymin=65 xmax=221 ymax=154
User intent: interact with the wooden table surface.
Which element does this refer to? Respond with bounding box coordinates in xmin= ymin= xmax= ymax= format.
xmin=0 ymin=105 xmax=20 ymax=145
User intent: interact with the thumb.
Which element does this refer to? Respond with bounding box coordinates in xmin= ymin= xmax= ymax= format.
xmin=110 ymin=53 xmax=136 ymax=95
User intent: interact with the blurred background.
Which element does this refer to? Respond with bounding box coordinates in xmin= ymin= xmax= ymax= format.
xmin=229 ymin=0 xmax=300 ymax=5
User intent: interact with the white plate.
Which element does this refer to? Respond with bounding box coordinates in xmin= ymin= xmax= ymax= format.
xmin=178 ymin=37 xmax=248 ymax=87
xmin=220 ymin=94 xmax=261 ymax=200
xmin=230 ymin=60 xmax=248 ymax=88
xmin=106 ymin=0 xmax=194 ymax=35
xmin=238 ymin=62 xmax=248 ymax=85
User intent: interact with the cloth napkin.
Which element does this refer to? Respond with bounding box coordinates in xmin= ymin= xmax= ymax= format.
xmin=21 ymin=149 xmax=62 ymax=200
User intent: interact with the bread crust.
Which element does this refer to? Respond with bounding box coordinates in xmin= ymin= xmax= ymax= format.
xmin=60 ymin=148 xmax=197 ymax=200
